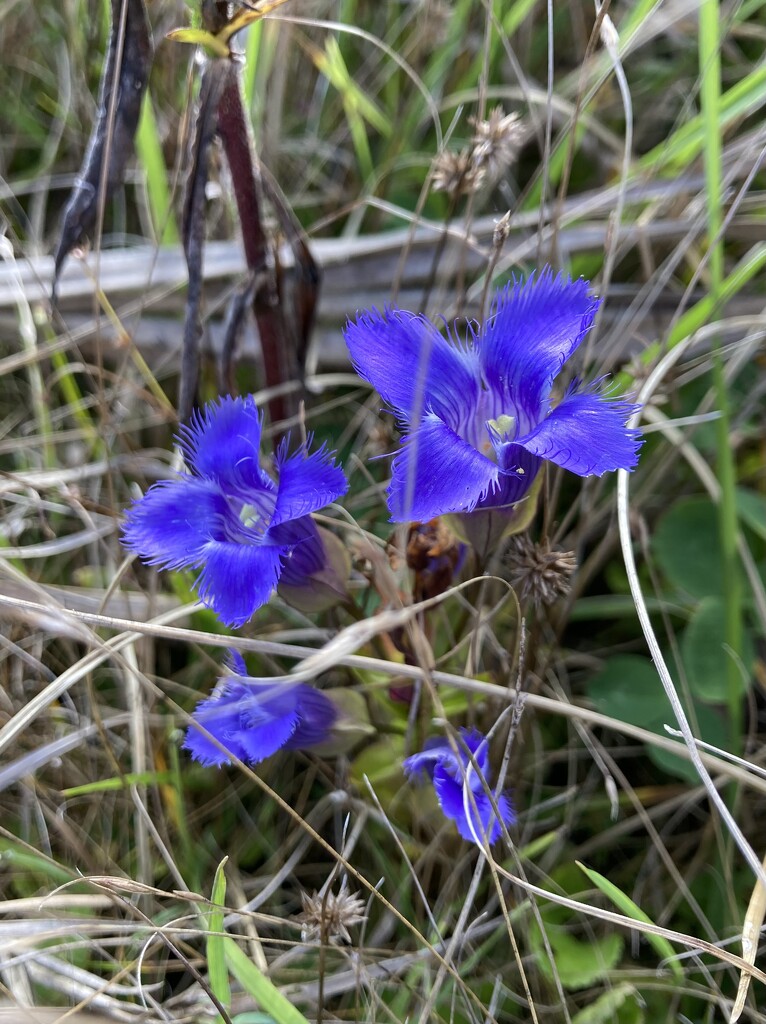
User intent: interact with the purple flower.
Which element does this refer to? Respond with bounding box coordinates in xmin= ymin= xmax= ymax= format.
xmin=183 ymin=653 xmax=337 ymax=766
xmin=121 ymin=396 xmax=347 ymax=627
xmin=344 ymin=270 xmax=642 ymax=522
xmin=404 ymin=728 xmax=515 ymax=845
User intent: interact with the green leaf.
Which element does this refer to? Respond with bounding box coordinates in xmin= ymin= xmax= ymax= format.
xmin=736 ymin=488 xmax=766 ymax=541
xmin=586 ymin=656 xmax=729 ymax=783
xmin=652 ymin=498 xmax=722 ymax=599
xmin=317 ymin=38 xmax=391 ymax=136
xmin=207 ymin=858 xmax=230 ymax=1017
xmin=572 ymin=984 xmax=644 ymax=1024
xmin=613 ymin=246 xmax=766 ymax=397
xmin=351 ymin=735 xmax=405 ymax=792
xmin=529 ymin=920 xmax=623 ymax=991
xmin=136 ymin=93 xmax=179 ymax=246
xmin=587 ymin=655 xmax=667 ymax=727
xmin=223 ymin=939 xmax=310 ymax=1024
xmin=647 ymin=700 xmax=727 ymax=783
xmin=641 ymin=64 xmax=766 ymax=172
xmin=682 ymin=597 xmax=754 ymax=702
xmin=577 ymin=862 xmax=682 ymax=979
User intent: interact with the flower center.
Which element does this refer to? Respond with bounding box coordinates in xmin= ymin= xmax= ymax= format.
xmin=238 ymin=491 xmax=277 ymax=536
xmin=483 ymin=413 xmax=518 ymax=459
xmin=487 ymin=413 xmax=516 ymax=441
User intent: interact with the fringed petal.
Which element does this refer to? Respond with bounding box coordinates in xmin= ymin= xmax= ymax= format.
xmin=183 ymin=679 xmax=336 ymax=766
xmin=404 ymin=729 xmax=514 ymax=846
xmin=271 ymin=439 xmax=347 ymax=525
xmin=513 ymin=383 xmax=642 ymax=476
xmin=121 ymin=478 xmax=243 ymax=571
xmin=344 ymin=307 xmax=480 ymax=430
xmin=178 ymin=395 xmax=275 ymax=504
xmin=388 ymin=413 xmax=499 ymax=521
xmin=183 ymin=681 xmax=298 ymax=766
xmin=196 ymin=540 xmax=285 ymax=627
xmin=480 ymin=271 xmax=600 ymax=425
xmin=403 ymin=737 xmax=456 ymax=779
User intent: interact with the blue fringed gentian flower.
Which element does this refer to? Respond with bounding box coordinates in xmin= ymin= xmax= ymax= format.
xmin=184 ymin=653 xmax=337 ymax=766
xmin=404 ymin=728 xmax=515 ymax=845
xmin=122 ymin=396 xmax=347 ymax=627
xmin=344 ymin=270 xmax=642 ymax=523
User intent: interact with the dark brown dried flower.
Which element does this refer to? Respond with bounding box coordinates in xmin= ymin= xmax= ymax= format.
xmin=298 ymin=880 xmax=367 ymax=945
xmin=431 ymin=148 xmax=486 ymax=198
xmin=404 ymin=518 xmax=464 ymax=602
xmin=507 ymin=536 xmax=577 ymax=608
xmin=470 ymin=106 xmax=526 ymax=181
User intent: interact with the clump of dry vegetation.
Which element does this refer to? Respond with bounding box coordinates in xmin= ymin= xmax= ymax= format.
xmin=0 ymin=0 xmax=765 ymax=1022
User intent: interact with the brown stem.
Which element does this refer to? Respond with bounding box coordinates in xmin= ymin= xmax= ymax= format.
xmin=216 ymin=69 xmax=297 ymax=428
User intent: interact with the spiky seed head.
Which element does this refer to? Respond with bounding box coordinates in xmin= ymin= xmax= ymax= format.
xmin=298 ymin=880 xmax=367 ymax=945
xmin=470 ymin=106 xmax=526 ymax=181
xmin=431 ymin=149 xmax=486 ymax=198
xmin=507 ymin=536 xmax=577 ymax=607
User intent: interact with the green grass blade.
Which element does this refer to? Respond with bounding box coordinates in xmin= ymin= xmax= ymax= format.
xmin=208 ymin=857 xmax=231 ymax=1019
xmin=243 ymin=19 xmax=264 ymax=113
xmin=614 ymin=243 xmax=766 ymax=393
xmin=641 ymin=64 xmax=766 ymax=173
xmin=136 ymin=91 xmax=179 ymax=245
xmin=577 ymin=862 xmax=683 ymax=979
xmin=223 ymin=938 xmax=310 ymax=1024
xmin=699 ymin=0 xmax=743 ymax=750
xmin=61 ymin=771 xmax=174 ymax=797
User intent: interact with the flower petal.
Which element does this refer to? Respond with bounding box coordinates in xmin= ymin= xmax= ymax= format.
xmin=183 ymin=678 xmax=336 ymax=766
xmin=404 ymin=730 xmax=514 ymax=845
xmin=460 ymin=786 xmax=515 ymax=844
xmin=480 ymin=271 xmax=600 ymax=428
xmin=122 ymin=478 xmax=243 ymax=570
xmin=403 ymin=737 xmax=456 ymax=780
xmin=344 ymin=307 xmax=480 ymax=429
xmin=271 ymin=439 xmax=347 ymax=526
xmin=183 ymin=699 xmax=251 ymax=766
xmin=178 ymin=395 xmax=276 ymax=504
xmin=237 ymin=686 xmax=301 ymax=762
xmin=513 ymin=384 xmax=642 ymax=476
xmin=432 ymin=764 xmax=469 ymax=833
xmin=197 ymin=539 xmax=285 ymax=627
xmin=388 ymin=413 xmax=499 ymax=521
xmin=183 ymin=681 xmax=299 ymax=766
xmin=272 ymin=518 xmax=325 ymax=584
xmin=285 ymin=685 xmax=338 ymax=747
xmin=478 ymin=441 xmax=541 ymax=510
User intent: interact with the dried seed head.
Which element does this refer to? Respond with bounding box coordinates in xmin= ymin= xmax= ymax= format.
xmin=298 ymin=880 xmax=367 ymax=945
xmin=412 ymin=0 xmax=452 ymax=51
xmin=431 ymin=148 xmax=486 ymax=198
xmin=470 ymin=106 xmax=526 ymax=181
xmin=507 ymin=536 xmax=577 ymax=608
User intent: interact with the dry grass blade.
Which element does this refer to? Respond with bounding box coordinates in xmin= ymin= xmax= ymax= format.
xmin=730 ymin=849 xmax=766 ymax=1022
xmin=0 ymin=1011 xmax=120 ymax=1024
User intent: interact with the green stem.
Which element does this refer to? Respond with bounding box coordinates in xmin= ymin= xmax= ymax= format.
xmin=699 ymin=0 xmax=742 ymax=753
